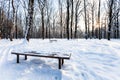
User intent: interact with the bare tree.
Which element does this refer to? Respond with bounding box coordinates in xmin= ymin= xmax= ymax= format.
xmin=6 ymin=0 xmax=11 ymax=39
xmin=70 ymin=0 xmax=73 ymax=39
xmin=84 ymin=0 xmax=88 ymax=39
xmin=59 ymin=0 xmax=63 ymax=38
xmin=25 ymin=0 xmax=34 ymax=41
xmin=11 ymin=0 xmax=16 ymax=41
xmin=116 ymin=9 xmax=119 ymax=38
xmin=87 ymin=11 xmax=90 ymax=38
xmin=74 ymin=0 xmax=81 ymax=38
xmin=113 ymin=0 xmax=120 ymax=38
xmin=66 ymin=0 xmax=70 ymax=40
xmin=0 ymin=1 xmax=5 ymax=38
xmin=46 ymin=0 xmax=52 ymax=39
xmin=38 ymin=0 xmax=46 ymax=39
xmin=98 ymin=0 xmax=101 ymax=39
xmin=15 ymin=1 xmax=20 ymax=39
xmin=91 ymin=0 xmax=95 ymax=38
xmin=107 ymin=0 xmax=114 ymax=40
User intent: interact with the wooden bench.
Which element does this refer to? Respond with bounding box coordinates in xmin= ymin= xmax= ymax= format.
xmin=11 ymin=52 xmax=71 ymax=69
xmin=49 ymin=39 xmax=57 ymax=43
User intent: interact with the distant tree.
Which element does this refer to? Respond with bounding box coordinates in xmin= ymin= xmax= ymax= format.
xmin=6 ymin=0 xmax=11 ymax=39
xmin=20 ymin=0 xmax=28 ymax=37
xmin=25 ymin=0 xmax=34 ymax=41
xmin=11 ymin=0 xmax=16 ymax=41
xmin=107 ymin=0 xmax=114 ymax=40
xmin=84 ymin=0 xmax=88 ymax=39
xmin=116 ymin=9 xmax=119 ymax=38
xmin=112 ymin=1 xmax=120 ymax=38
xmin=46 ymin=0 xmax=52 ymax=39
xmin=98 ymin=0 xmax=101 ymax=40
xmin=15 ymin=1 xmax=20 ymax=39
xmin=91 ymin=0 xmax=96 ymax=38
xmin=38 ymin=0 xmax=46 ymax=39
xmin=0 ymin=6 xmax=14 ymax=39
xmin=59 ymin=0 xmax=63 ymax=38
xmin=70 ymin=0 xmax=73 ymax=39
xmin=74 ymin=0 xmax=81 ymax=38
xmin=66 ymin=0 xmax=70 ymax=40
xmin=87 ymin=11 xmax=90 ymax=38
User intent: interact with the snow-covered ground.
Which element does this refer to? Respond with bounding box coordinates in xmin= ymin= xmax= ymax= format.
xmin=0 ymin=39 xmax=120 ymax=80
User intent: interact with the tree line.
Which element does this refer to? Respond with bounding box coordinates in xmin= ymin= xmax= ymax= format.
xmin=0 ymin=0 xmax=120 ymax=41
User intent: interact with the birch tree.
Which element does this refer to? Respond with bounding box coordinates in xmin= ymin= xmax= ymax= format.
xmin=25 ymin=0 xmax=34 ymax=41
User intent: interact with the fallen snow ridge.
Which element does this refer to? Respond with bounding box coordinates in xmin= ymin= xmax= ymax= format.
xmin=0 ymin=39 xmax=120 ymax=80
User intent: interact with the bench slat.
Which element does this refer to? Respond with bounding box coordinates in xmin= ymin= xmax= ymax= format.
xmin=11 ymin=52 xmax=71 ymax=59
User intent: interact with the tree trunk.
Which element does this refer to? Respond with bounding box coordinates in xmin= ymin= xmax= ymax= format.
xmin=15 ymin=9 xmax=18 ymax=39
xmin=70 ymin=0 xmax=73 ymax=39
xmin=116 ymin=12 xmax=119 ymax=38
xmin=98 ymin=0 xmax=101 ymax=40
xmin=74 ymin=1 xmax=78 ymax=38
xmin=11 ymin=0 xmax=16 ymax=41
xmin=26 ymin=0 xmax=34 ymax=41
xmin=66 ymin=0 xmax=70 ymax=40
xmin=84 ymin=0 xmax=87 ymax=39
xmin=87 ymin=13 xmax=90 ymax=38
xmin=41 ymin=8 xmax=45 ymax=39
xmin=108 ymin=0 xmax=114 ymax=40
xmin=91 ymin=0 xmax=95 ymax=38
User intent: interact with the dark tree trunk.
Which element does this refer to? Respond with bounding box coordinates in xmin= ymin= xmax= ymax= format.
xmin=46 ymin=25 xmax=48 ymax=38
xmin=26 ymin=0 xmax=34 ymax=41
xmin=11 ymin=0 xmax=16 ymax=41
xmin=92 ymin=11 xmax=94 ymax=38
xmin=74 ymin=3 xmax=78 ymax=38
xmin=48 ymin=26 xmax=51 ymax=39
xmin=66 ymin=0 xmax=70 ymax=40
xmin=87 ymin=13 xmax=90 ymax=38
xmin=70 ymin=0 xmax=73 ymax=39
xmin=108 ymin=0 xmax=114 ymax=40
xmin=15 ymin=9 xmax=18 ymax=39
xmin=84 ymin=0 xmax=87 ymax=39
xmin=41 ymin=8 xmax=45 ymax=39
xmin=116 ymin=11 xmax=119 ymax=38
xmin=98 ymin=0 xmax=101 ymax=40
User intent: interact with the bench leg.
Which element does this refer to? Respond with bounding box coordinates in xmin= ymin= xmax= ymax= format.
xmin=25 ymin=55 xmax=27 ymax=60
xmin=62 ymin=59 xmax=64 ymax=65
xmin=17 ymin=54 xmax=19 ymax=63
xmin=58 ymin=59 xmax=62 ymax=69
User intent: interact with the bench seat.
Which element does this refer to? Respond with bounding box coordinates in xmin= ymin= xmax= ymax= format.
xmin=11 ymin=52 xmax=71 ymax=69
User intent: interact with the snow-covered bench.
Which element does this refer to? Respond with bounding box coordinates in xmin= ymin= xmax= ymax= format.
xmin=11 ymin=52 xmax=71 ymax=69
xmin=49 ymin=39 xmax=57 ymax=43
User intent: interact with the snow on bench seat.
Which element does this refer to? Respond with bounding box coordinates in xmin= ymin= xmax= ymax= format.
xmin=11 ymin=51 xmax=71 ymax=69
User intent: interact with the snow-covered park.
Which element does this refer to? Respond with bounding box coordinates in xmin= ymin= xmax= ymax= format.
xmin=0 ymin=39 xmax=120 ymax=80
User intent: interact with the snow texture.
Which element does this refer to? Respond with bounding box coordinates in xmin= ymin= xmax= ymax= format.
xmin=0 ymin=39 xmax=120 ymax=80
